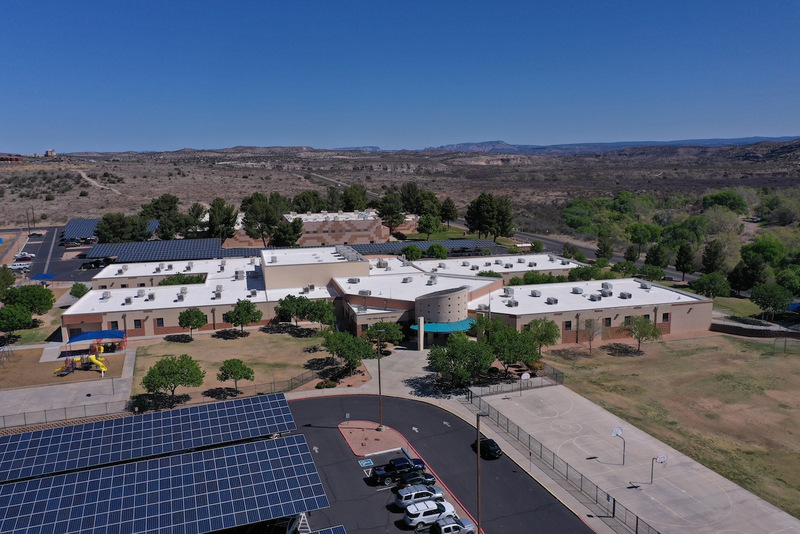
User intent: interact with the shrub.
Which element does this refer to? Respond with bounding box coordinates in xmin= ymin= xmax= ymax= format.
xmin=315 ymin=379 xmax=338 ymax=389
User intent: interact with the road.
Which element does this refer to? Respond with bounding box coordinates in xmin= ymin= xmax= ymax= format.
xmin=290 ymin=396 xmax=594 ymax=534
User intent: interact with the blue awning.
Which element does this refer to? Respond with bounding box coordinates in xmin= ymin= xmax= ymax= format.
xmin=68 ymin=330 xmax=126 ymax=343
xmin=31 ymin=273 xmax=56 ymax=280
xmin=410 ymin=318 xmax=475 ymax=333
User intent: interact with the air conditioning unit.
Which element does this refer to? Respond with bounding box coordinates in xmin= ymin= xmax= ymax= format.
xmin=438 ymin=262 xmax=446 ymax=269
xmin=589 ymin=294 xmax=601 ymax=302
xmin=620 ymin=292 xmax=632 ymax=299
xmin=122 ymin=265 xmax=128 ymax=271
xmin=600 ymin=289 xmax=612 ymax=297
xmin=377 ymin=259 xmax=388 ymax=268
xmin=431 ymin=268 xmax=438 ymax=273
xmin=504 ymin=263 xmax=513 ymax=269
xmin=358 ymin=289 xmax=372 ymax=296
xmin=462 ymin=261 xmax=470 ymax=267
xmin=517 ymin=258 xmax=525 ymax=263
xmin=180 ymin=287 xmax=188 ymax=294
xmin=148 ymin=292 xmax=155 ymax=301
xmin=116 ymin=269 xmax=124 ymax=275
xmin=159 ymin=263 xmax=165 ymax=270
xmin=546 ymin=297 xmax=559 ymax=305
xmin=124 ymin=297 xmax=132 ymax=305
xmin=249 ymin=257 xmax=256 ymax=264
xmin=640 ymin=281 xmax=652 ymax=290
xmin=507 ymin=299 xmax=519 ymax=307
xmin=235 ymin=270 xmax=244 ymax=280
xmin=531 ymin=290 xmax=541 ymax=297
xmin=602 ymin=282 xmax=613 ymax=290
xmin=177 ymin=294 xmax=184 ymax=302
xmin=102 ymin=291 xmax=111 ymax=299
xmin=348 ymin=277 xmax=360 ymax=284
xmin=270 ymin=256 xmax=278 ymax=264
xmin=427 ymin=278 xmax=438 ymax=286
xmin=154 ymin=267 xmax=161 ymax=273
xmin=402 ymin=277 xmax=413 ymax=283
xmin=167 ymin=264 xmax=173 ymax=271
xmin=186 ymin=262 xmax=193 ymax=271
xmin=214 ymin=291 xmax=222 ymax=299
xmin=503 ymin=287 xmax=515 ymax=297
xmin=216 ymin=285 xmax=223 ymax=292
xmin=572 ymin=287 xmax=583 ymax=294
xmin=308 ymin=284 xmax=315 ymax=290
xmin=250 ymin=289 xmax=258 ymax=297
xmin=477 ymin=303 xmax=490 ymax=311
xmin=548 ymin=255 xmax=556 ymax=262
xmin=528 ymin=261 xmax=537 ymax=267
xmin=470 ymin=265 xmax=480 ymax=271
xmin=495 ymin=259 xmax=503 ymax=265
xmin=561 ymin=260 xmax=569 ymax=265
xmin=137 ymin=289 xmax=146 ymax=297
xmin=485 ymin=262 xmax=492 ymax=266
xmin=220 ymin=260 xmax=226 ymax=266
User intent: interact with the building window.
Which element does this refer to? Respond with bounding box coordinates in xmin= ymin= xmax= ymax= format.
xmin=120 ymin=284 xmax=128 ymax=288
xmin=203 ymin=315 xmax=208 ymax=324
xmin=564 ymin=321 xmax=572 ymax=331
xmin=624 ymin=316 xmax=632 ymax=325
xmin=133 ymin=319 xmax=142 ymax=329
xmin=139 ymin=283 xmax=146 ymax=287
xmin=100 ymin=285 xmax=107 ymax=289
xmin=604 ymin=317 xmax=611 ymax=328
xmin=361 ymin=324 xmax=368 ymax=332
xmin=156 ymin=318 xmax=164 ymax=328
xmin=110 ymin=321 xmax=118 ymax=330
xmin=662 ymin=312 xmax=670 ymax=323
xmin=643 ymin=314 xmax=650 ymax=321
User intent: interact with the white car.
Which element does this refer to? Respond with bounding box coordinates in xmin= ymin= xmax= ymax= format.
xmin=403 ymin=500 xmax=456 ymax=530
xmin=394 ymin=485 xmax=445 ymax=509
xmin=14 ymin=252 xmax=35 ymax=260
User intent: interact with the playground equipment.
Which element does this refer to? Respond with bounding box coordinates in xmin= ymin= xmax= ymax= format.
xmin=54 ymin=354 xmax=107 ymax=376
xmin=55 ymin=329 xmax=127 ymax=378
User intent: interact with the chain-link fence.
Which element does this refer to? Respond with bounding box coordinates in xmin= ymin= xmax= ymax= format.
xmin=466 ymin=387 xmax=659 ymax=534
xmin=471 ymin=363 xmax=564 ymax=397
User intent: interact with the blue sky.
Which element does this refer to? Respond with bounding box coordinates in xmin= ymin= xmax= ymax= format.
xmin=1 ymin=1 xmax=798 ymax=153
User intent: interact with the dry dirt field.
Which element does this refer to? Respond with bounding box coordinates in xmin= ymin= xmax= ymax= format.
xmin=544 ymin=335 xmax=800 ymax=518
xmin=0 ymin=347 xmax=125 ymax=389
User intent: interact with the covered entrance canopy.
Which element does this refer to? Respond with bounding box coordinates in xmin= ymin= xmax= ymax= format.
xmin=410 ymin=318 xmax=475 ymax=333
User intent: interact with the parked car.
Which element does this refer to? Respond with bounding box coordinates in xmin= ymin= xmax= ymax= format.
xmin=430 ymin=517 xmax=476 ymax=534
xmin=9 ymin=263 xmax=31 ymax=272
xmin=14 ymin=252 xmax=35 ymax=260
xmin=396 ymin=471 xmax=437 ymax=489
xmin=371 ymin=457 xmax=426 ymax=486
xmin=472 ymin=437 xmax=502 ymax=459
xmin=394 ymin=485 xmax=445 ymax=509
xmin=403 ymin=500 xmax=456 ymax=530
xmin=28 ymin=232 xmax=43 ymax=238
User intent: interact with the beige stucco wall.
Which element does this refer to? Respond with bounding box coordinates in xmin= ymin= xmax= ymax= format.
xmin=415 ymin=286 xmax=470 ymax=323
xmin=262 ymin=261 xmax=369 ymax=290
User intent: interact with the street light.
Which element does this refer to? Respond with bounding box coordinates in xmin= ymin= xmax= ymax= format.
xmin=376 ymin=329 xmax=386 ymax=431
xmin=612 ymin=427 xmax=626 ymax=465
xmin=476 ymin=412 xmax=489 ymax=534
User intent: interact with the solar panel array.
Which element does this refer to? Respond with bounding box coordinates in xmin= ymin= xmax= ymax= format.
xmin=0 ymin=394 xmax=295 ymax=484
xmin=0 ymin=434 xmax=328 ymax=534
xmin=351 ymin=239 xmax=504 ymax=256
xmin=310 ymin=527 xmax=347 ymax=534
xmin=62 ymin=219 xmax=100 ymax=240
xmin=87 ymin=238 xmax=225 ymax=262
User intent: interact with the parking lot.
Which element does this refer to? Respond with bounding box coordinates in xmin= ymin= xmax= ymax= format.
xmin=4 ymin=226 xmax=98 ymax=282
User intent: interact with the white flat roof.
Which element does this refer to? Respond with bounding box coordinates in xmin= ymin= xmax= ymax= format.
xmin=265 ymin=284 xmax=338 ymax=303
xmin=334 ymin=272 xmax=497 ymax=302
xmin=283 ymin=210 xmax=380 ymax=223
xmin=93 ymin=257 xmax=259 ymax=281
xmin=367 ymin=256 xmax=422 ymax=275
xmin=261 ymin=246 xmax=364 ymax=267
xmin=413 ymin=254 xmax=581 ymax=276
xmin=470 ymin=278 xmax=708 ymax=316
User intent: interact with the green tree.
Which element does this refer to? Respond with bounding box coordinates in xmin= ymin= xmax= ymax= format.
xmin=208 ymin=197 xmax=238 ymax=241
xmin=178 ymin=307 xmax=207 ymax=339
xmin=741 ymin=233 xmax=787 ymax=268
xmin=440 ymin=197 xmax=458 ymax=228
xmin=530 ymin=240 xmax=544 ymax=253
xmin=637 ymin=264 xmax=665 ymax=282
xmin=476 ymin=318 xmax=538 ymax=376
xmin=378 ymin=192 xmax=405 ymax=234
xmin=702 ymin=240 xmax=726 ymax=274
xmin=0 ymin=305 xmax=32 ymax=337
xmin=776 ymin=265 xmax=800 ymax=296
xmin=274 ymin=294 xmax=310 ymax=325
xmin=293 ymin=190 xmax=326 ymax=214
xmin=728 ymin=253 xmax=766 ymax=294
xmin=675 ymin=242 xmax=695 ymax=281
xmin=750 ymin=283 xmax=793 ymax=321
xmin=140 ymin=193 xmax=183 ymax=240
xmin=141 ymin=354 xmax=205 ymax=397
xmin=626 ymin=223 xmax=661 ymax=255
xmin=427 ymin=331 xmax=494 ymax=387
xmin=426 ymin=243 xmax=448 ymax=259
xmin=401 ymin=244 xmax=423 ymax=261
xmin=416 ymin=214 xmax=440 ymax=240
xmin=595 ymin=229 xmax=614 ymax=260
xmin=367 ymin=322 xmax=404 ymax=353
xmin=490 ymin=196 xmax=515 ymax=242
xmin=223 ymin=299 xmax=263 ymax=332
xmin=95 ymin=213 xmax=152 ymax=243
xmin=217 ymin=358 xmax=255 ymax=391
xmin=645 ymin=243 xmax=670 ymax=268
xmin=306 ymin=299 xmax=335 ymax=326
xmin=158 ymin=273 xmax=206 ymax=286
xmin=185 ymin=202 xmax=208 ymax=238
xmin=525 ymin=317 xmax=560 ymax=356
xmin=342 ymin=184 xmax=368 ymax=211
xmin=325 ymin=186 xmax=344 ymax=212
xmin=271 ymin=218 xmax=304 ymax=247
xmin=323 ymin=331 xmax=377 ymax=374
xmin=1 ymin=285 xmax=55 ymax=315
xmin=619 ymin=316 xmax=662 ymax=352
xmin=0 ymin=265 xmax=15 ymax=299
xmin=399 ymin=182 xmax=421 ymax=213
xmin=69 ymin=283 xmax=89 ymax=299
xmin=240 ymin=193 xmax=278 ymax=246
xmin=691 ymin=272 xmax=730 ymax=299
xmin=623 ymin=245 xmax=639 ymax=263
xmin=611 ymin=261 xmax=638 ymax=277
xmin=465 ymin=193 xmax=496 ymax=239
xmin=702 ymin=190 xmax=748 ymax=215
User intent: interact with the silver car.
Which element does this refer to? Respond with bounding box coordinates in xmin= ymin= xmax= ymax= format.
xmin=430 ymin=517 xmax=476 ymax=534
xmin=403 ymin=500 xmax=456 ymax=530
xmin=394 ymin=484 xmax=445 ymax=509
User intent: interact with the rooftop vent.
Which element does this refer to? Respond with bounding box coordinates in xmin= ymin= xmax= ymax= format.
xmin=402 ymin=276 xmax=413 ymax=283
xmin=117 ymin=268 xmax=124 ymax=275
xmin=159 ymin=263 xmax=165 ymax=270
xmin=308 ymin=284 xmax=315 ymax=290
xmin=495 ymin=259 xmax=503 ymax=265
xmin=601 ymin=282 xmax=614 ymax=290
xmin=249 ymin=257 xmax=256 ymax=264
xmin=235 ymin=270 xmax=245 ymax=280
xmin=122 ymin=265 xmax=128 ymax=271
xmin=166 ymin=264 xmax=173 ymax=271
xmin=102 ymin=291 xmax=111 ymax=300
xmin=477 ymin=303 xmax=490 ymax=311
xmin=470 ymin=265 xmax=480 ymax=271
xmin=177 ymin=294 xmax=185 ymax=302
xmin=572 ymin=287 xmax=583 ymax=294
xmin=531 ymin=289 xmax=541 ymax=297
xmin=504 ymin=263 xmax=513 ymax=269
xmin=220 ymin=260 xmax=226 ymax=266
xmin=438 ymin=262 xmax=447 ymax=269
xmin=517 ymin=258 xmax=526 ymax=263
xmin=148 ymin=292 xmax=155 ymax=301
xmin=549 ymin=255 xmax=556 ymax=262
xmin=507 ymin=299 xmax=519 ymax=307
xmin=137 ymin=289 xmax=146 ymax=297
xmin=186 ymin=262 xmax=193 ymax=271
xmin=270 ymin=256 xmax=278 ymax=264
xmin=600 ymin=289 xmax=613 ymax=297
xmin=124 ymin=296 xmax=132 ymax=305
xmin=589 ymin=294 xmax=601 ymax=302
xmin=427 ymin=277 xmax=438 ymax=286
xmin=528 ymin=261 xmax=537 ymax=267
xmin=358 ymin=289 xmax=372 ymax=296
xmin=462 ymin=261 xmax=470 ymax=267
xmin=620 ymin=292 xmax=632 ymax=299
xmin=503 ymin=287 xmax=515 ymax=297
xmin=546 ymin=297 xmax=559 ymax=305
xmin=348 ymin=277 xmax=360 ymax=284
xmin=180 ymin=287 xmax=188 ymax=294
xmin=216 ymin=285 xmax=223 ymax=292
xmin=250 ymin=289 xmax=258 ymax=297
xmin=154 ymin=266 xmax=161 ymax=273
xmin=640 ymin=281 xmax=652 ymax=290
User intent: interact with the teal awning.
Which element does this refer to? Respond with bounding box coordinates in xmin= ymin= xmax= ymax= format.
xmin=410 ymin=318 xmax=475 ymax=333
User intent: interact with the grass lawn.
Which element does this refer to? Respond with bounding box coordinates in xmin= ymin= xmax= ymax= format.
xmin=131 ymin=331 xmax=322 ymax=397
xmin=544 ymin=335 xmax=800 ymax=518
xmin=11 ymin=288 xmax=70 ymax=345
xmin=404 ymin=226 xmax=518 ymax=249
xmin=714 ymin=296 xmax=763 ymax=317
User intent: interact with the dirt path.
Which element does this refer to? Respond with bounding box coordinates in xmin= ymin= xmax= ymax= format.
xmin=79 ymin=170 xmax=122 ymax=195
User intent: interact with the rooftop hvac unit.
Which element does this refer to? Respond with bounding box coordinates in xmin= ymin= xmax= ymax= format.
xmin=377 ymin=259 xmax=388 ymax=268
xmin=517 ymin=258 xmax=526 ymax=263
xmin=507 ymin=299 xmax=519 ymax=307
xmin=503 ymin=287 xmax=515 ymax=297
xmin=154 ymin=266 xmax=161 ymax=273
xmin=495 ymin=259 xmax=503 ymax=265
xmin=220 ymin=260 xmax=226 ymax=266
xmin=177 ymin=294 xmax=184 ymax=302
xmin=358 ymin=305 xmax=368 ymax=312
xmin=504 ymin=263 xmax=513 ymax=268
xmin=216 ymin=285 xmax=223 ymax=292
xmin=528 ymin=261 xmax=537 ymax=267
xmin=300 ymin=287 xmax=308 ymax=294
xmin=427 ymin=278 xmax=438 ymax=286
xmin=438 ymin=262 xmax=447 ymax=268
xmin=640 ymin=281 xmax=652 ymax=289
xmin=561 ymin=260 xmax=569 ymax=265
xmin=485 ymin=262 xmax=492 ymax=266
xmin=250 ymin=289 xmax=258 ymax=297
xmin=219 ymin=264 xmax=225 ymax=271
xmin=402 ymin=276 xmax=413 ymax=283
xmin=249 ymin=257 xmax=256 ymax=264
xmin=148 ymin=292 xmax=155 ymax=301
xmin=600 ymin=289 xmax=612 ymax=297
xmin=180 ymin=287 xmax=188 ymax=294
xmin=137 ymin=289 xmax=146 ymax=297
xmin=549 ymin=255 xmax=556 ymax=262
xmin=431 ymin=268 xmax=438 ymax=272
xmin=167 ymin=264 xmax=173 ymax=271
xmin=602 ymin=282 xmax=613 ymax=290
xmin=546 ymin=297 xmax=559 ymax=305
xmin=124 ymin=296 xmax=132 ymax=305
xmin=462 ymin=261 xmax=470 ymax=267
xmin=348 ymin=277 xmax=360 ymax=284
xmin=589 ymin=294 xmax=601 ymax=302
xmin=270 ymin=256 xmax=278 ymax=263
xmin=122 ymin=265 xmax=128 ymax=271
xmin=531 ymin=290 xmax=541 ymax=297
xmin=386 ymin=266 xmax=392 ymax=271
xmin=214 ymin=291 xmax=221 ymax=299
xmin=358 ymin=289 xmax=372 ymax=296
xmin=477 ymin=303 xmax=490 ymax=311
xmin=185 ymin=262 xmax=193 ymax=271
xmin=572 ymin=287 xmax=583 ymax=294
xmin=620 ymin=292 xmax=632 ymax=299
xmin=308 ymin=284 xmax=315 ymax=290
xmin=470 ymin=265 xmax=480 ymax=271
xmin=235 ymin=270 xmax=244 ymax=280
xmin=117 ymin=268 xmax=124 ymax=275
xmin=159 ymin=263 xmax=165 ymax=270
xmin=102 ymin=291 xmax=111 ymax=299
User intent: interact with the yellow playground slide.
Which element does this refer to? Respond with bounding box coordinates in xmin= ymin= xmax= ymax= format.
xmin=88 ymin=354 xmax=107 ymax=372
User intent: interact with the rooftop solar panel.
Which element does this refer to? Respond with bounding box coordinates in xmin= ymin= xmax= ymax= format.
xmin=87 ymin=238 xmax=225 ymax=262
xmin=0 ymin=434 xmax=328 ymax=534
xmin=310 ymin=527 xmax=347 ymax=534
xmin=62 ymin=219 xmax=100 ymax=240
xmin=0 ymin=394 xmax=295 ymax=484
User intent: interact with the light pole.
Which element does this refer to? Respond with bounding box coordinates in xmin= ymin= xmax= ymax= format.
xmin=612 ymin=427 xmax=626 ymax=465
xmin=476 ymin=412 xmax=488 ymax=534
xmin=376 ymin=329 xmax=386 ymax=431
